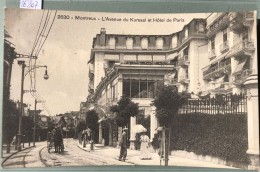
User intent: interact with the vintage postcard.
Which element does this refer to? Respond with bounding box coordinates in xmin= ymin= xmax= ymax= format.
xmin=2 ymin=8 xmax=259 ymax=170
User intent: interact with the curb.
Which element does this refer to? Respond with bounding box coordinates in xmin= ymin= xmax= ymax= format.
xmin=38 ymin=146 xmax=51 ymax=167
xmin=76 ymin=144 xmax=91 ymax=152
xmin=1 ymin=146 xmax=35 ymax=167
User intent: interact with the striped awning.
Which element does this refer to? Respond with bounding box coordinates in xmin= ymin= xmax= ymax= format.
xmin=104 ymin=54 xmax=119 ymax=61
xmin=138 ymin=55 xmax=152 ymax=62
xmin=234 ymin=59 xmax=247 ymax=74
xmin=124 ymin=54 xmax=137 ymax=61
xmin=153 ymin=55 xmax=166 ymax=62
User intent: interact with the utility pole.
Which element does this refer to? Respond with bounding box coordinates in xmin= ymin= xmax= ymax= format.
xmin=33 ymin=99 xmax=37 ymax=147
xmin=17 ymin=61 xmax=25 ymax=151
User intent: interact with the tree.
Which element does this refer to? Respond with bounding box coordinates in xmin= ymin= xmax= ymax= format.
xmin=22 ymin=116 xmax=34 ymax=143
xmin=86 ymin=110 xmax=99 ymax=142
xmin=110 ymin=96 xmax=139 ymax=128
xmin=77 ymin=121 xmax=86 ymax=133
xmin=153 ymin=85 xmax=190 ymax=126
xmin=2 ymin=100 xmax=19 ymax=153
xmin=152 ymin=85 xmax=190 ymax=166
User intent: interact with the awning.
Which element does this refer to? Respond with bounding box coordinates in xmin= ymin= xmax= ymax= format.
xmin=123 ymin=74 xmax=164 ymax=80
xmin=153 ymin=55 xmax=166 ymax=62
xmin=104 ymin=54 xmax=119 ymax=61
xmin=234 ymin=59 xmax=247 ymax=74
xmin=138 ymin=55 xmax=152 ymax=62
xmin=203 ymin=51 xmax=230 ymax=70
xmin=124 ymin=54 xmax=137 ymax=61
xmin=167 ymin=52 xmax=178 ymax=61
xmin=214 ymin=75 xmax=225 ymax=88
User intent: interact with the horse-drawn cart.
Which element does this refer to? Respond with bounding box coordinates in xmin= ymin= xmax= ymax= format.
xmin=47 ymin=132 xmax=54 ymax=153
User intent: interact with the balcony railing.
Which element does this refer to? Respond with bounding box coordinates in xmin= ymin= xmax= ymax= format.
xmin=203 ymin=64 xmax=231 ymax=80
xmin=230 ymin=12 xmax=254 ymax=32
xmin=206 ymin=13 xmax=230 ymax=38
xmin=208 ymin=49 xmax=216 ymax=60
xmin=233 ymin=69 xmax=253 ymax=85
xmin=229 ymin=39 xmax=255 ymax=57
xmin=220 ymin=41 xmax=229 ymax=53
xmin=178 ymin=55 xmax=189 ymax=66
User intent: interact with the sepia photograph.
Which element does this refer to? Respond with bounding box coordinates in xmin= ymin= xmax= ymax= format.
xmin=2 ymin=8 xmax=259 ymax=170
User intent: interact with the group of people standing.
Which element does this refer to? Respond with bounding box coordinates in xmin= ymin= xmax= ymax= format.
xmin=80 ymin=128 xmax=94 ymax=150
xmin=118 ymin=127 xmax=151 ymax=161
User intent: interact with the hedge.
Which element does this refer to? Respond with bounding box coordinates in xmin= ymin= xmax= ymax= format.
xmin=170 ymin=113 xmax=249 ymax=164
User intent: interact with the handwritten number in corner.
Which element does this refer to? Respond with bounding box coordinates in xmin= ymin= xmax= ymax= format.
xmin=20 ymin=0 xmax=41 ymax=9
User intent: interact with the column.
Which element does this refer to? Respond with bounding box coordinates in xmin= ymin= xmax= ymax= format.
xmin=98 ymin=122 xmax=103 ymax=144
xmin=244 ymin=74 xmax=259 ymax=170
xmin=118 ymin=74 xmax=123 ymax=98
xmin=129 ymin=116 xmax=136 ymax=150
xmin=150 ymin=106 xmax=157 ymax=140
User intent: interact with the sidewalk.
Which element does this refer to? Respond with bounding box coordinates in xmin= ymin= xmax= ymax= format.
xmin=77 ymin=142 xmax=236 ymax=169
xmin=1 ymin=143 xmax=34 ymax=165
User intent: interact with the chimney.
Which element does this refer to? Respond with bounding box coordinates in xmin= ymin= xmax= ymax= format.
xmin=100 ymin=28 xmax=106 ymax=34
xmin=100 ymin=28 xmax=106 ymax=46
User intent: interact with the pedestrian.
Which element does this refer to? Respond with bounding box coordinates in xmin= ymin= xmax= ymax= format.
xmin=119 ymin=127 xmax=128 ymax=161
xmin=139 ymin=131 xmax=151 ymax=160
xmin=53 ymin=128 xmax=58 ymax=153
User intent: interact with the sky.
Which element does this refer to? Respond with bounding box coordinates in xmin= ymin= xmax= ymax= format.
xmin=5 ymin=8 xmax=208 ymax=116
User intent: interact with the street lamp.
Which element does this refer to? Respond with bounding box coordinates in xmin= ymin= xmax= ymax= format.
xmin=17 ymin=60 xmax=49 ymax=151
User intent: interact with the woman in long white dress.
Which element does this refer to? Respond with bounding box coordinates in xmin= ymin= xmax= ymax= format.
xmin=140 ymin=132 xmax=152 ymax=160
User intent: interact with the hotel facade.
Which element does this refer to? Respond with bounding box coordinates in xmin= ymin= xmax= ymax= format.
xmin=86 ymin=11 xmax=258 ymax=147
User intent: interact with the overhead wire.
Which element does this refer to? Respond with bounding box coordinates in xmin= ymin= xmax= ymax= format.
xmin=26 ymin=10 xmax=57 ymax=116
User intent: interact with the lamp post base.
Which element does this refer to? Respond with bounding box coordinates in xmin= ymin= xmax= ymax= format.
xmin=129 ymin=139 xmax=135 ymax=150
xmin=17 ymin=133 xmax=22 ymax=151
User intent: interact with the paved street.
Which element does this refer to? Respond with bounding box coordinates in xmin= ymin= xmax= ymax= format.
xmin=2 ymin=139 xmax=131 ymax=168
xmin=2 ymin=138 xmax=237 ymax=169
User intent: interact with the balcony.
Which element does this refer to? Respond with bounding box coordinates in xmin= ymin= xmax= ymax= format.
xmin=228 ymin=39 xmax=255 ymax=58
xmin=230 ymin=12 xmax=254 ymax=33
xmin=220 ymin=41 xmax=229 ymax=53
xmin=203 ymin=64 xmax=231 ymax=80
xmin=178 ymin=55 xmax=189 ymax=66
xmin=233 ymin=69 xmax=253 ymax=86
xmin=206 ymin=13 xmax=230 ymax=38
xmin=179 ymin=75 xmax=189 ymax=84
xmin=208 ymin=49 xmax=216 ymax=60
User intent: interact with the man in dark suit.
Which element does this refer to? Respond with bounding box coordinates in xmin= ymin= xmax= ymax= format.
xmin=119 ymin=127 xmax=128 ymax=161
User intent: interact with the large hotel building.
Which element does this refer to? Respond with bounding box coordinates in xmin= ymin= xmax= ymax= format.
xmin=86 ymin=12 xmax=257 ymax=146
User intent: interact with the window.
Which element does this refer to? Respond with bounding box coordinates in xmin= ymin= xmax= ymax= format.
xmin=156 ymin=37 xmax=163 ymax=49
xmin=141 ymin=38 xmax=148 ymax=49
xmin=123 ymin=79 xmax=131 ymax=97
xmin=198 ymin=22 xmax=205 ymax=32
xmin=126 ymin=37 xmax=133 ymax=49
xmin=184 ymin=28 xmax=188 ymax=39
xmin=112 ymin=85 xmax=115 ymax=100
xmin=242 ymin=29 xmax=249 ymax=41
xmin=211 ymin=37 xmax=215 ymax=50
xmin=223 ymin=29 xmax=227 ymax=43
xmin=122 ymin=79 xmax=160 ymax=99
xmin=109 ymin=37 xmax=115 ymax=49
xmin=171 ymin=36 xmax=177 ymax=48
xmin=108 ymin=61 xmax=115 ymax=68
